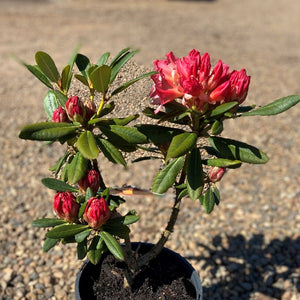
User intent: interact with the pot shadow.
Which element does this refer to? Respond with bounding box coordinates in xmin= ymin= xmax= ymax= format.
xmin=186 ymin=234 xmax=300 ymax=299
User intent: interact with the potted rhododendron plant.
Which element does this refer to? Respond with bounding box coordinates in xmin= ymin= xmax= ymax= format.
xmin=19 ymin=48 xmax=300 ymax=300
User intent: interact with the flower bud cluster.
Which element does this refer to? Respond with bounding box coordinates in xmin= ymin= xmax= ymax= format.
xmin=150 ymin=49 xmax=250 ymax=112
xmin=52 ymin=96 xmax=96 ymax=124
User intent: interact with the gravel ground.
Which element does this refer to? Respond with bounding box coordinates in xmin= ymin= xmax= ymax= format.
xmin=0 ymin=0 xmax=299 ymax=299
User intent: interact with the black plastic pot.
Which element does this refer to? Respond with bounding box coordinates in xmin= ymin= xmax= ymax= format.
xmin=75 ymin=242 xmax=203 ymax=300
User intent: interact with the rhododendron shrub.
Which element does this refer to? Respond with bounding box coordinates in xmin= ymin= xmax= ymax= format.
xmin=19 ymin=47 xmax=300 ymax=286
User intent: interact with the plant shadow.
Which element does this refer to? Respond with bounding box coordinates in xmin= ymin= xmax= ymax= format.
xmin=186 ymin=234 xmax=300 ymax=299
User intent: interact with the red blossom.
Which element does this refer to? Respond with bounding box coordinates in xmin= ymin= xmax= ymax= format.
xmin=150 ymin=49 xmax=250 ymax=112
xmin=65 ymin=96 xmax=86 ymax=123
xmin=52 ymin=106 xmax=70 ymax=123
xmin=53 ymin=191 xmax=79 ymax=223
xmin=83 ymin=197 xmax=110 ymax=229
xmin=78 ymin=169 xmax=100 ymax=194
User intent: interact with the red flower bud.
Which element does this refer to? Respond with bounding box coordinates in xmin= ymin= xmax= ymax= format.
xmin=53 ymin=191 xmax=79 ymax=223
xmin=78 ymin=169 xmax=100 ymax=194
xmin=65 ymin=96 xmax=86 ymax=123
xmin=83 ymin=197 xmax=110 ymax=229
xmin=209 ymin=167 xmax=226 ymax=183
xmin=229 ymin=69 xmax=251 ymax=104
xmin=52 ymin=106 xmax=70 ymax=123
xmin=84 ymin=99 xmax=97 ymax=121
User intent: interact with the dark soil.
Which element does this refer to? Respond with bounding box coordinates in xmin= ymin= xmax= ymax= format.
xmin=78 ymin=244 xmax=196 ymax=300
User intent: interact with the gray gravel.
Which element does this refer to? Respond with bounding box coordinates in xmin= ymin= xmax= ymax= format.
xmin=0 ymin=0 xmax=300 ymax=299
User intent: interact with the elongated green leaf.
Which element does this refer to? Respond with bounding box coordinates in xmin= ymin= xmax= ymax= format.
xmin=24 ymin=64 xmax=53 ymax=89
xmin=61 ymin=65 xmax=71 ymax=91
xmin=242 ymin=95 xmax=300 ymax=116
xmin=110 ymin=50 xmax=138 ymax=83
xmin=89 ymin=65 xmax=111 ymax=93
xmin=152 ymin=157 xmax=185 ymax=194
xmin=97 ymin=52 xmax=110 ymax=66
xmin=135 ymin=124 xmax=184 ymax=146
xmin=101 ymin=125 xmax=148 ymax=144
xmin=43 ymin=238 xmax=60 ymax=252
xmin=77 ymin=239 xmax=87 ymax=260
xmin=101 ymin=231 xmax=124 ymax=260
xmin=32 ymin=218 xmax=66 ymax=228
xmin=87 ymin=236 xmax=105 ymax=265
xmin=166 ymin=132 xmax=197 ymax=162
xmin=209 ymin=136 xmax=269 ymax=164
xmin=109 ymin=48 xmax=130 ymax=67
xmin=90 ymin=115 xmax=139 ymax=126
xmin=104 ymin=215 xmax=140 ymax=228
xmin=111 ymin=71 xmax=157 ymax=96
xmin=76 ymin=53 xmax=90 ymax=78
xmin=97 ymin=138 xmax=126 ymax=166
xmin=53 ymin=90 xmax=68 ymax=106
xmin=75 ymin=229 xmax=91 ymax=243
xmin=203 ymin=187 xmax=215 ymax=214
xmin=35 ymin=51 xmax=60 ymax=83
xmin=98 ymin=102 xmax=115 ymax=117
xmin=19 ymin=122 xmax=78 ymax=141
xmin=46 ymin=224 xmax=90 ymax=239
xmin=74 ymin=74 xmax=89 ymax=87
xmin=50 ymin=152 xmax=69 ymax=176
xmin=206 ymin=158 xmax=242 ymax=168
xmin=41 ymin=178 xmax=78 ymax=192
xmin=209 ymin=102 xmax=238 ymax=118
xmin=211 ymin=120 xmax=223 ymax=135
xmin=76 ymin=131 xmax=100 ymax=159
xmin=213 ymin=186 xmax=220 ymax=205
xmin=78 ymin=201 xmax=88 ymax=219
xmin=186 ymin=148 xmax=203 ymax=200
xmin=67 ymin=152 xmax=88 ymax=184
xmin=44 ymin=91 xmax=59 ymax=119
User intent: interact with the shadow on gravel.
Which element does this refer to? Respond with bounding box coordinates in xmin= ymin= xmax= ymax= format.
xmin=187 ymin=234 xmax=300 ymax=299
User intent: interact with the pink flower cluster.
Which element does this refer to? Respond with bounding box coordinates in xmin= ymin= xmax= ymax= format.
xmin=150 ymin=49 xmax=250 ymax=112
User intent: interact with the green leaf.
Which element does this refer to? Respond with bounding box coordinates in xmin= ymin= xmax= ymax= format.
xmin=209 ymin=136 xmax=269 ymax=164
xmin=89 ymin=65 xmax=111 ymax=93
xmin=152 ymin=157 xmax=185 ymax=194
xmin=75 ymin=229 xmax=91 ymax=243
xmin=97 ymin=138 xmax=126 ymax=166
xmin=97 ymin=52 xmax=110 ymax=66
xmin=103 ymin=224 xmax=130 ymax=239
xmin=76 ymin=53 xmax=90 ymax=78
xmin=98 ymin=102 xmax=115 ymax=117
xmin=41 ymin=178 xmax=78 ymax=192
xmin=203 ymin=187 xmax=215 ymax=214
xmin=178 ymin=188 xmax=188 ymax=200
xmin=68 ymin=43 xmax=80 ymax=68
xmin=43 ymin=238 xmax=60 ymax=252
xmin=74 ymin=74 xmax=89 ymax=87
xmin=76 ymin=131 xmax=100 ymax=160
xmin=61 ymin=65 xmax=71 ymax=91
xmin=109 ymin=47 xmax=130 ymax=67
xmin=35 ymin=51 xmax=60 ymax=83
xmin=24 ymin=64 xmax=53 ymax=89
xmin=78 ymin=201 xmax=88 ymax=219
xmin=67 ymin=152 xmax=88 ymax=184
xmin=50 ymin=152 xmax=69 ymax=176
xmin=53 ymin=90 xmax=68 ymax=106
xmin=166 ymin=132 xmax=197 ymax=162
xmin=209 ymin=102 xmax=238 ymax=118
xmin=242 ymin=95 xmax=300 ymax=116
xmin=100 ymin=125 xmax=148 ymax=145
xmin=87 ymin=236 xmax=105 ymax=265
xmin=90 ymin=115 xmax=139 ymax=126
xmin=46 ymin=224 xmax=90 ymax=239
xmin=206 ymin=158 xmax=242 ymax=168
xmin=105 ymin=215 xmax=140 ymax=227
xmin=101 ymin=231 xmax=124 ymax=260
xmin=211 ymin=120 xmax=223 ymax=135
xmin=213 ymin=186 xmax=220 ymax=205
xmin=77 ymin=239 xmax=87 ymax=260
xmin=110 ymin=49 xmax=138 ymax=83
xmin=19 ymin=122 xmax=78 ymax=141
xmin=32 ymin=218 xmax=67 ymax=228
xmin=186 ymin=148 xmax=203 ymax=200
xmin=44 ymin=91 xmax=59 ymax=119
xmin=111 ymin=71 xmax=157 ymax=96
xmin=135 ymin=124 xmax=184 ymax=146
